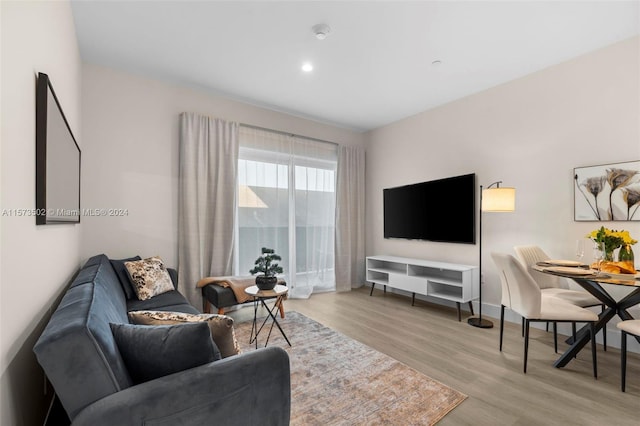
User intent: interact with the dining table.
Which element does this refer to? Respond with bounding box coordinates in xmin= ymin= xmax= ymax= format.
xmin=533 ymin=261 xmax=640 ymax=368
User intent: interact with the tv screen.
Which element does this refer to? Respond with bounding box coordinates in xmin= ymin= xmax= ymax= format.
xmin=36 ymin=72 xmax=81 ymax=225
xmin=384 ymin=173 xmax=476 ymax=244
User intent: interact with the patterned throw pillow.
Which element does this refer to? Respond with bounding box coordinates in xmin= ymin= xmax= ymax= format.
xmin=128 ymin=310 xmax=241 ymax=358
xmin=124 ymin=256 xmax=174 ymax=301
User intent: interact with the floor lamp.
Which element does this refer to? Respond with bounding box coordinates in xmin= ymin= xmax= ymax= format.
xmin=468 ymin=181 xmax=516 ymax=329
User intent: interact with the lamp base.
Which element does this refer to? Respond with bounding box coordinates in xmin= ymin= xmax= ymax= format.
xmin=468 ymin=317 xmax=494 ymax=328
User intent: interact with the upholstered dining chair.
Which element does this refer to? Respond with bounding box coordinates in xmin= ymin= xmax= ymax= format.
xmin=514 ymin=245 xmax=606 ymax=350
xmin=492 ymin=252 xmax=599 ymax=376
xmin=616 ymin=320 xmax=640 ymax=391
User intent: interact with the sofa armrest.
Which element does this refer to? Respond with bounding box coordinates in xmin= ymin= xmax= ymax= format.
xmin=71 ymin=347 xmax=290 ymax=426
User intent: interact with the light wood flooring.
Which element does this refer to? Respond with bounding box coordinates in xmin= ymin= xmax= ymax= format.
xmin=229 ymin=287 xmax=640 ymax=425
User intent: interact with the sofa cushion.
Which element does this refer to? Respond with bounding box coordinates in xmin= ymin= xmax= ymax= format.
xmin=110 ymin=322 xmax=220 ymax=384
xmin=126 ymin=290 xmax=199 ymax=314
xmin=110 ymin=256 xmax=141 ymax=299
xmin=129 ymin=311 xmax=240 ymax=358
xmin=125 ymin=256 xmax=174 ymax=301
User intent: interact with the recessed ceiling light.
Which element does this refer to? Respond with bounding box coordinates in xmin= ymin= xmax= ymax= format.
xmin=312 ymin=24 xmax=331 ymax=40
xmin=302 ymin=62 xmax=313 ymax=72
xmin=431 ymin=60 xmax=442 ymax=67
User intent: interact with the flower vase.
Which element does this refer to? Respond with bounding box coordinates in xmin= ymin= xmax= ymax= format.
xmin=618 ymin=244 xmax=635 ymax=271
xmin=604 ymin=249 xmax=615 ymax=262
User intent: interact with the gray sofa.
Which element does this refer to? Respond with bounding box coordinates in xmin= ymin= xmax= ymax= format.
xmin=34 ymin=254 xmax=290 ymax=425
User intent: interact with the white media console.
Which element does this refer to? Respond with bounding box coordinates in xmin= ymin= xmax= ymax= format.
xmin=366 ymin=255 xmax=479 ymax=321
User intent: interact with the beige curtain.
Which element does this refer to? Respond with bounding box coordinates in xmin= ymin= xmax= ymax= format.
xmin=335 ymin=145 xmax=366 ymax=291
xmin=178 ymin=112 xmax=239 ymax=309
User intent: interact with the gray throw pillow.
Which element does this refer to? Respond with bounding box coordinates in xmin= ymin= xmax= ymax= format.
xmin=110 ymin=322 xmax=221 ymax=384
xmin=128 ymin=310 xmax=241 ymax=358
xmin=110 ymin=256 xmax=141 ymax=299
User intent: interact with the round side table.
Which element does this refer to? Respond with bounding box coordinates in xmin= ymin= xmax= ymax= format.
xmin=245 ymin=284 xmax=291 ymax=348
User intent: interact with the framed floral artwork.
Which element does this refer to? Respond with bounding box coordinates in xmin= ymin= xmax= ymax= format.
xmin=574 ymin=160 xmax=640 ymax=221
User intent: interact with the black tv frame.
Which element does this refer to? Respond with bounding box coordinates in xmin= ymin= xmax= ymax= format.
xmin=383 ymin=173 xmax=476 ymax=244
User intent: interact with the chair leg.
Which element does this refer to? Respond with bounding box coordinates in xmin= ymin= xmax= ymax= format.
xmin=524 ymin=319 xmax=530 ymax=373
xmin=621 ymin=330 xmax=627 ymax=392
xmin=553 ymin=322 xmax=558 ymax=353
xmin=572 ymin=323 xmax=577 ymax=359
xmin=601 ymin=305 xmax=607 ymax=351
xmin=499 ymin=305 xmax=505 ymax=351
xmin=590 ymin=322 xmax=597 ymax=379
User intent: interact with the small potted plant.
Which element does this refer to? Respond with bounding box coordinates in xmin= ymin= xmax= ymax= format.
xmin=250 ymin=247 xmax=283 ymax=290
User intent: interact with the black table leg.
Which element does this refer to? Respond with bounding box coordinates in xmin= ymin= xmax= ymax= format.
xmin=250 ymin=296 xmax=291 ymax=348
xmin=555 ymin=282 xmax=640 ymax=368
xmin=262 ymin=297 xmax=291 ymax=347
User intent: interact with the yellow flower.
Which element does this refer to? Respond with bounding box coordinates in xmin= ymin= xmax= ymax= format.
xmin=586 ymin=227 xmax=637 ymax=255
xmin=618 ymin=230 xmax=638 ymax=245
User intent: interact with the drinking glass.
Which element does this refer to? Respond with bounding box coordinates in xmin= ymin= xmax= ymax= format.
xmin=575 ymin=239 xmax=585 ymax=262
xmin=593 ymin=241 xmax=605 ymax=273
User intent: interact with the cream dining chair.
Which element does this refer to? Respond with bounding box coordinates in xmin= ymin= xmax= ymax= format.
xmin=492 ymin=252 xmax=599 ymax=376
xmin=616 ymin=320 xmax=640 ymax=391
xmin=514 ymin=245 xmax=606 ymax=350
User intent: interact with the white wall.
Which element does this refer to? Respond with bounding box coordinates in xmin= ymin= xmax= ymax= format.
xmin=0 ymin=1 xmax=82 ymax=425
xmin=365 ymin=37 xmax=640 ymax=331
xmin=80 ymin=64 xmax=365 ymax=268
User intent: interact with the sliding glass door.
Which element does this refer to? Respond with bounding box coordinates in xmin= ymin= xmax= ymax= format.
xmin=236 ymin=127 xmax=337 ymax=298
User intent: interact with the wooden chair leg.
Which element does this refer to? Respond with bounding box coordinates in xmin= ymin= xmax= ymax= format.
xmin=217 ymin=307 xmax=225 ymax=315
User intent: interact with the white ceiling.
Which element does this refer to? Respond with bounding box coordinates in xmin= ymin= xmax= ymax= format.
xmin=71 ymin=1 xmax=640 ymax=132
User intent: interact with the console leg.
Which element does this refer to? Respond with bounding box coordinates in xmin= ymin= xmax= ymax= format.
xmin=369 ymin=283 xmax=375 ymax=296
xmin=468 ymin=301 xmax=474 ymax=316
xmin=456 ymin=302 xmax=461 ymax=322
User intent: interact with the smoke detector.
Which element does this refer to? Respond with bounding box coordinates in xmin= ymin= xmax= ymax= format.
xmin=312 ymin=24 xmax=331 ymax=40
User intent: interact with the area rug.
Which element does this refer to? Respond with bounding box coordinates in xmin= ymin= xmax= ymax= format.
xmin=234 ymin=311 xmax=466 ymax=425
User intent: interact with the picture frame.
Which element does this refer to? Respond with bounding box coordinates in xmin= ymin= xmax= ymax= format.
xmin=574 ymin=160 xmax=640 ymax=222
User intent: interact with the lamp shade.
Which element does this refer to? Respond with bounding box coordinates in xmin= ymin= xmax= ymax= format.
xmin=482 ymin=187 xmax=515 ymax=212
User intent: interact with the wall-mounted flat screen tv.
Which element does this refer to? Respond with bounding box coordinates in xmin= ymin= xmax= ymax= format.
xmin=36 ymin=72 xmax=81 ymax=225
xmin=384 ymin=173 xmax=476 ymax=244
